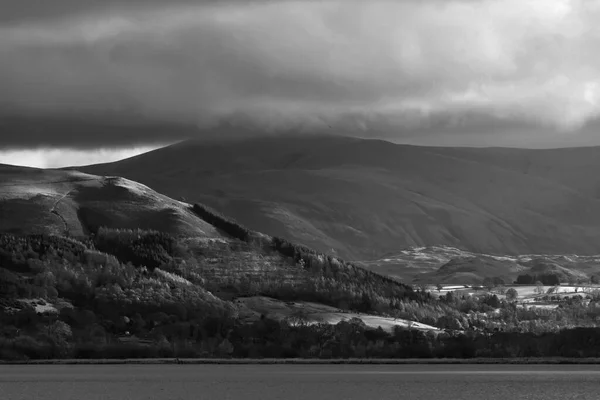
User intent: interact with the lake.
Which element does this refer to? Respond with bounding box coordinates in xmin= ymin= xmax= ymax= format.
xmin=2 ymin=364 xmax=600 ymax=400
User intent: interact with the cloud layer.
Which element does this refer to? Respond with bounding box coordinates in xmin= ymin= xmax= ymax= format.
xmin=1 ymin=0 xmax=600 ymax=149
xmin=0 ymin=145 xmax=163 ymax=168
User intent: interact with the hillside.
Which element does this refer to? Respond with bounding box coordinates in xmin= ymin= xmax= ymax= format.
xmin=362 ymin=246 xmax=600 ymax=285
xmin=0 ymin=164 xmax=428 ymax=318
xmin=81 ymin=135 xmax=600 ymax=260
xmin=0 ymin=164 xmax=220 ymax=238
xmin=1 ymin=164 xmax=460 ymax=359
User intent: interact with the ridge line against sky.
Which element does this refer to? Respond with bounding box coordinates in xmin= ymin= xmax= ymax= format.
xmin=0 ymin=146 xmax=166 ymax=169
xmin=2 ymin=0 xmax=600 ymax=167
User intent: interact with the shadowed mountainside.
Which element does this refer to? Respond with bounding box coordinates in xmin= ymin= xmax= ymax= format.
xmin=80 ymin=134 xmax=600 ymax=260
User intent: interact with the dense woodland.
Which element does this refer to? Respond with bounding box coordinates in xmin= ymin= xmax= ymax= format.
xmin=2 ymin=205 xmax=600 ymax=360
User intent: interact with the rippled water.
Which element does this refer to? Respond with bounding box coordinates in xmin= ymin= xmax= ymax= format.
xmin=2 ymin=364 xmax=600 ymax=400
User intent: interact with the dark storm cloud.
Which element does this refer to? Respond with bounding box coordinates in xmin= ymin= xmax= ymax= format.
xmin=1 ymin=0 xmax=600 ymax=149
xmin=0 ymin=0 xmax=229 ymax=22
xmin=0 ymin=116 xmax=193 ymax=149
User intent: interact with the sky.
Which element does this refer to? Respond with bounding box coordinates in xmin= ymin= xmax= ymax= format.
xmin=2 ymin=0 xmax=600 ymax=167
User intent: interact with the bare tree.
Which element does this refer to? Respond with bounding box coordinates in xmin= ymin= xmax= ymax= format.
xmin=534 ymin=281 xmax=544 ymax=295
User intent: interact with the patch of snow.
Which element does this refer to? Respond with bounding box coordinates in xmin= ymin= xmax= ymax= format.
xmin=18 ymin=299 xmax=58 ymax=314
xmin=413 ymin=254 xmax=435 ymax=260
xmin=314 ymin=313 xmax=438 ymax=332
xmin=518 ymin=304 xmax=560 ymax=310
xmin=108 ymin=177 xmax=154 ymax=196
xmin=197 ymin=237 xmax=229 ymax=244
xmin=237 ymin=296 xmax=438 ymax=333
xmin=378 ymin=245 xmax=600 ymax=266
xmin=489 ymin=256 xmax=518 ymax=262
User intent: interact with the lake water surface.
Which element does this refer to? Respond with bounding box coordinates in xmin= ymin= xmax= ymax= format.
xmin=2 ymin=364 xmax=600 ymax=400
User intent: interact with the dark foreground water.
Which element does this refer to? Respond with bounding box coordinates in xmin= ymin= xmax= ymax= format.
xmin=2 ymin=364 xmax=600 ymax=400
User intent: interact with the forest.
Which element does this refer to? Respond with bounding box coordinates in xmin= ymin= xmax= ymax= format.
xmin=2 ymin=204 xmax=600 ymax=360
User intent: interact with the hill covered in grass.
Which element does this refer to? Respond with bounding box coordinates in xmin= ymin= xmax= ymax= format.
xmin=80 ymin=135 xmax=600 ymax=260
xmin=0 ymin=164 xmax=220 ymax=238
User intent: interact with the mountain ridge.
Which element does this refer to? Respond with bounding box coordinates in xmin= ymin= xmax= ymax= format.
xmin=79 ymin=135 xmax=600 ymax=259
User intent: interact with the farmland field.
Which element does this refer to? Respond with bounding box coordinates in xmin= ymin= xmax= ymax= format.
xmin=430 ymin=284 xmax=600 ymax=304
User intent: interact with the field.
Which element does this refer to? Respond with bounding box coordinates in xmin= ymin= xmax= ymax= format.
xmin=428 ymin=283 xmax=600 ymax=310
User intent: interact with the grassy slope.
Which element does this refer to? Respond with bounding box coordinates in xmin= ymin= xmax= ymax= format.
xmin=81 ymin=135 xmax=600 ymax=260
xmin=0 ymin=165 xmax=221 ymax=238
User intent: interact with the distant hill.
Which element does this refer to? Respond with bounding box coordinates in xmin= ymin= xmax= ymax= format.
xmin=418 ymin=257 xmax=525 ymax=285
xmin=0 ymin=164 xmax=221 ymax=238
xmin=81 ymin=134 xmax=600 ymax=260
xmin=362 ymin=246 xmax=600 ymax=285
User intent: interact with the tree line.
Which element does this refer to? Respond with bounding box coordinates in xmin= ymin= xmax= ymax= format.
xmin=4 ymin=222 xmax=600 ymax=361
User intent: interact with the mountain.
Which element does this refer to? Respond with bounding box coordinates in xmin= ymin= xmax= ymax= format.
xmin=81 ymin=134 xmax=600 ymax=260
xmin=3 ymin=163 xmax=600 ymax=360
xmin=0 ymin=164 xmax=221 ymax=238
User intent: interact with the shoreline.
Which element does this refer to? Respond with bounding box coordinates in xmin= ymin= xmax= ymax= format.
xmin=4 ymin=357 xmax=600 ymax=365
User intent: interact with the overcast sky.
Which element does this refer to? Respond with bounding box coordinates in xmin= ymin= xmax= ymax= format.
xmin=2 ymin=0 xmax=600 ymax=167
